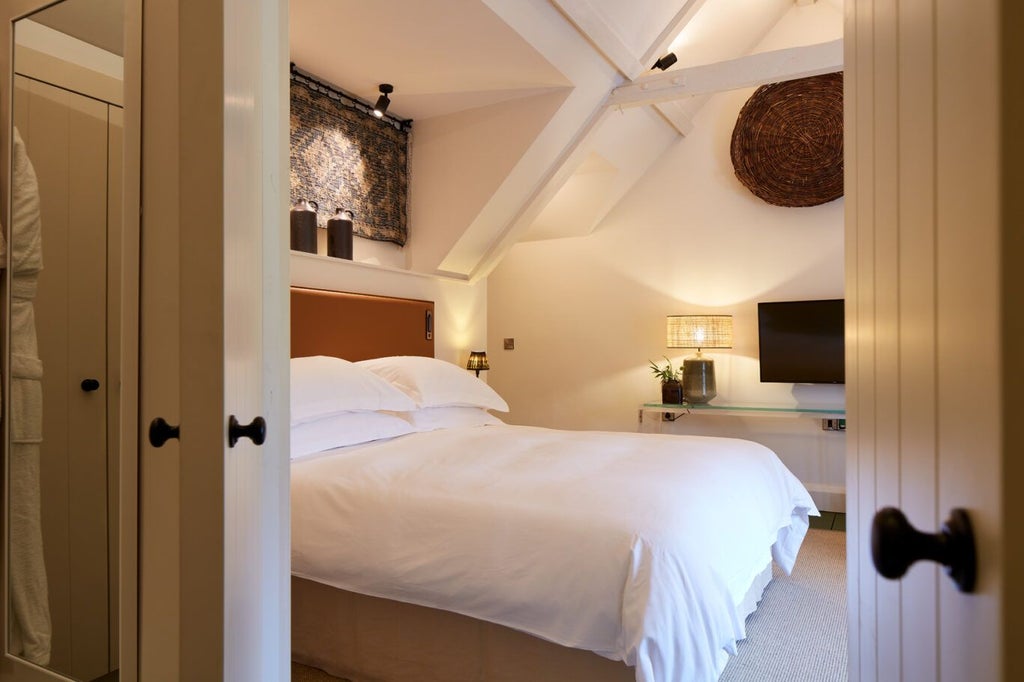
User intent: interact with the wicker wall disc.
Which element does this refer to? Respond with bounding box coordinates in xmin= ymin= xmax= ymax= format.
xmin=730 ymin=72 xmax=844 ymax=207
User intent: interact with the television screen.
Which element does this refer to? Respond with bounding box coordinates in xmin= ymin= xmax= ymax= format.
xmin=758 ymin=299 xmax=845 ymax=384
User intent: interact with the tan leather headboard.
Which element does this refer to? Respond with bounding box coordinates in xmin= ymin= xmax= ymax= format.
xmin=290 ymin=287 xmax=435 ymax=361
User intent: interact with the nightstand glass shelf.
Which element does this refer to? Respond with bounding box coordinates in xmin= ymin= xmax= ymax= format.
xmin=638 ymin=402 xmax=846 ymax=426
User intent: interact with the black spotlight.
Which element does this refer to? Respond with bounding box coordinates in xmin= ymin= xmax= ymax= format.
xmin=652 ymin=53 xmax=678 ymax=71
xmin=373 ymin=83 xmax=393 ymax=118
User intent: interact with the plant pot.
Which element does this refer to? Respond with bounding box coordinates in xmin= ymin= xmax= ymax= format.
xmin=661 ymin=379 xmax=683 ymax=405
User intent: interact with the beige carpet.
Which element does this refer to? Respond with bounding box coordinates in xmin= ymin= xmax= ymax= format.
xmin=719 ymin=528 xmax=847 ymax=681
xmin=293 ymin=528 xmax=847 ymax=682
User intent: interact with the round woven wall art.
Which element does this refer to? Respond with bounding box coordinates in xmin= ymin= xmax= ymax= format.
xmin=730 ymin=72 xmax=843 ymax=207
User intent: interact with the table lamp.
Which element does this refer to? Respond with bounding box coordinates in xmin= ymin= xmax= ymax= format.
xmin=667 ymin=315 xmax=733 ymax=403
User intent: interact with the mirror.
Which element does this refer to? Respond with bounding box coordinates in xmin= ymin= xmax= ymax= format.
xmin=5 ymin=0 xmax=124 ymax=679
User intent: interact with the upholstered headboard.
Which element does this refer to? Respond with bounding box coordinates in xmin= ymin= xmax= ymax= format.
xmin=290 ymin=287 xmax=435 ymax=361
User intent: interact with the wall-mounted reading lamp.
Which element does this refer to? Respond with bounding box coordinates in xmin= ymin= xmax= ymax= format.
xmin=373 ymin=83 xmax=394 ymax=118
xmin=466 ymin=351 xmax=489 ymax=377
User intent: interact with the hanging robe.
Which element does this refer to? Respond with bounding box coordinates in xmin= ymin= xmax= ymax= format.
xmin=1 ymin=125 xmax=52 ymax=666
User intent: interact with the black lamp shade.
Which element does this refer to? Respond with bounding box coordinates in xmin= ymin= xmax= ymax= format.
xmin=467 ymin=351 xmax=489 ymax=376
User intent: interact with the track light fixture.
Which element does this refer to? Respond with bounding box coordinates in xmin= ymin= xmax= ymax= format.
xmin=652 ymin=53 xmax=678 ymax=71
xmin=289 ymin=66 xmax=411 ymax=131
xmin=373 ymin=83 xmax=394 ymax=118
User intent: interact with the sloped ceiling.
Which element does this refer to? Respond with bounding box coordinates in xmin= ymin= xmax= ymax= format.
xmin=290 ymin=0 xmax=843 ymax=281
xmin=290 ymin=0 xmax=570 ymax=120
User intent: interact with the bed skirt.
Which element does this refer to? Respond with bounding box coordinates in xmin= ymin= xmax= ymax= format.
xmin=291 ymin=576 xmax=635 ymax=682
xmin=292 ymin=561 xmax=773 ymax=682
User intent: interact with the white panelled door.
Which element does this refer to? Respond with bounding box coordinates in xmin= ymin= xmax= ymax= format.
xmin=137 ymin=0 xmax=289 ymax=681
xmin=845 ymin=0 xmax=1006 ymax=680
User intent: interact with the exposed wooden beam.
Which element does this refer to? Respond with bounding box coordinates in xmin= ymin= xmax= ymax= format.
xmin=551 ymin=0 xmax=646 ymax=79
xmin=608 ymin=38 xmax=843 ymax=108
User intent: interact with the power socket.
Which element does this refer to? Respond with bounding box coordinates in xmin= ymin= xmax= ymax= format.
xmin=821 ymin=418 xmax=846 ymax=431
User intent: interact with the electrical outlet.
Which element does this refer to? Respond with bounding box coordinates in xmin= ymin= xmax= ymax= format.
xmin=503 ymin=338 xmax=514 ymax=350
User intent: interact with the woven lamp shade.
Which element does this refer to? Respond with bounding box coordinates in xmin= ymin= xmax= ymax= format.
xmin=730 ymin=72 xmax=844 ymax=207
xmin=667 ymin=315 xmax=733 ymax=350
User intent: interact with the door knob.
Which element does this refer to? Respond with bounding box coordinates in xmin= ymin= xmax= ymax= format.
xmin=871 ymin=506 xmax=976 ymax=593
xmin=81 ymin=378 xmax=100 ymax=392
xmin=228 ymin=415 xmax=266 ymax=448
xmin=148 ymin=417 xmax=180 ymax=448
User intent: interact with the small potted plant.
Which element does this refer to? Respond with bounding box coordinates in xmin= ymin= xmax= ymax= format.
xmin=649 ymin=356 xmax=684 ymax=404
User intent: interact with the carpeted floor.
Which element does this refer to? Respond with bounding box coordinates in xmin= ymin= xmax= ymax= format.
xmin=293 ymin=528 xmax=847 ymax=682
xmin=718 ymin=528 xmax=847 ymax=681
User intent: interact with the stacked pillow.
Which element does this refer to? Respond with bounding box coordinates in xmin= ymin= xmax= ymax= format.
xmin=356 ymin=356 xmax=507 ymax=431
xmin=290 ymin=355 xmax=417 ymax=458
xmin=290 ymin=355 xmax=508 ymax=458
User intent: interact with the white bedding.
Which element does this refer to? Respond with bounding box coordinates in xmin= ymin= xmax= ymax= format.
xmin=291 ymin=424 xmax=817 ymax=682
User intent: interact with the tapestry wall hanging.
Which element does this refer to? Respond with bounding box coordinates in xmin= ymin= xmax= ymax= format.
xmin=730 ymin=72 xmax=843 ymax=208
xmin=290 ymin=75 xmax=410 ymax=246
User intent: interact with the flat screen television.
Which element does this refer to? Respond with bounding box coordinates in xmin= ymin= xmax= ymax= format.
xmin=758 ymin=299 xmax=845 ymax=384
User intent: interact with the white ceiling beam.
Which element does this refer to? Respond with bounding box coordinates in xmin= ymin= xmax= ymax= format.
xmin=550 ymin=0 xmax=646 ymax=80
xmin=608 ymin=38 xmax=843 ymax=108
xmin=638 ymin=0 xmax=710 ymax=70
xmin=653 ymin=100 xmax=697 ymax=136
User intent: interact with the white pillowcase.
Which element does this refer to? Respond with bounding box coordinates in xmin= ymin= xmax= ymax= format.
xmin=356 ymin=355 xmax=509 ymax=412
xmin=290 ymin=411 xmax=415 ymax=459
xmin=398 ymin=406 xmax=504 ymax=431
xmin=291 ymin=355 xmax=417 ymax=425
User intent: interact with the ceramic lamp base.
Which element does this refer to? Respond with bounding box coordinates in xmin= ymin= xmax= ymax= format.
xmin=682 ymin=357 xmax=717 ymax=404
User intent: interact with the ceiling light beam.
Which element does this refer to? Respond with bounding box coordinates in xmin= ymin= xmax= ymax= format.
xmin=608 ymin=38 xmax=843 ymax=108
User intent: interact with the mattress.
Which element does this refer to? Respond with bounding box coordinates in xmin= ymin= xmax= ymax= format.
xmin=291 ymin=424 xmax=817 ymax=682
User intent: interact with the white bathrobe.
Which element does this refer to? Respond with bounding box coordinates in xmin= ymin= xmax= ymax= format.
xmin=1 ymin=126 xmax=52 ymax=665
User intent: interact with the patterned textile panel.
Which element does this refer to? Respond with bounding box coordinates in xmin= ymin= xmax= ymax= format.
xmin=289 ymin=80 xmax=409 ymax=245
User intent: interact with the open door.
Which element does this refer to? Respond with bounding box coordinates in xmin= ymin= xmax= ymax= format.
xmin=846 ymin=0 xmax=1023 ymax=678
xmin=137 ymin=0 xmax=289 ymax=679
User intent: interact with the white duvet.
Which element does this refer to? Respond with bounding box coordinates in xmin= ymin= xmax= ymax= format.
xmin=291 ymin=424 xmax=817 ymax=682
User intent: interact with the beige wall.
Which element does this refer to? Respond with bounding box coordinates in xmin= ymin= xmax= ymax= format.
xmin=487 ymin=4 xmax=846 ymax=507
xmin=408 ymin=89 xmax=570 ymax=275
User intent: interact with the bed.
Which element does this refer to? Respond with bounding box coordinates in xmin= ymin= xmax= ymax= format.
xmin=289 ymin=287 xmax=818 ymax=682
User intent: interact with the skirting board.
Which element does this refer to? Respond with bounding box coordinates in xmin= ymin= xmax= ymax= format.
xmin=807 ymin=484 xmax=846 ymax=513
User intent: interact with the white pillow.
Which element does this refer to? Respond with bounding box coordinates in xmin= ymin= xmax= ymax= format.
xmin=356 ymin=355 xmax=509 ymax=412
xmin=398 ymin=406 xmax=504 ymax=431
xmin=291 ymin=355 xmax=416 ymax=425
xmin=290 ymin=411 xmax=415 ymax=459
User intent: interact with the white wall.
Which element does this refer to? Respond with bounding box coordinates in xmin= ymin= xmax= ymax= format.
xmin=307 ymin=227 xmax=406 ymax=270
xmin=487 ymin=2 xmax=846 ymax=509
xmin=290 ymin=252 xmax=487 ymax=367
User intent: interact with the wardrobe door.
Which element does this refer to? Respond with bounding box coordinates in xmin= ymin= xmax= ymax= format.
xmin=12 ymin=75 xmax=113 ymax=682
